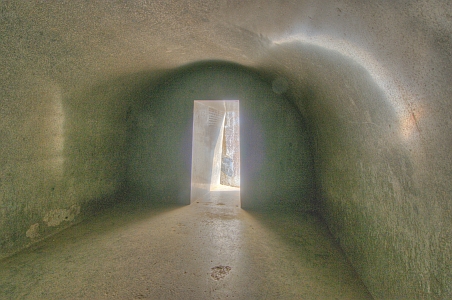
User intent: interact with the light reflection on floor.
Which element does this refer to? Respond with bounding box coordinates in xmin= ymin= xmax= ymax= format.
xmin=0 ymin=189 xmax=372 ymax=299
xmin=194 ymin=184 xmax=240 ymax=207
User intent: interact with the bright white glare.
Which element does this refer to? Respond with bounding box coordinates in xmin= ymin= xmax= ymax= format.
xmin=271 ymin=33 xmax=417 ymax=142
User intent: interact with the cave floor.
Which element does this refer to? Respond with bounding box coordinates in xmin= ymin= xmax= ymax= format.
xmin=0 ymin=186 xmax=373 ymax=299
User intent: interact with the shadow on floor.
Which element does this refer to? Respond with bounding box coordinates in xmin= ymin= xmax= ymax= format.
xmin=0 ymin=191 xmax=373 ymax=299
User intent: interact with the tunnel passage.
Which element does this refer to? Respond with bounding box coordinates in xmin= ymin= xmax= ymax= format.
xmin=1 ymin=1 xmax=451 ymax=299
xmin=127 ymin=62 xmax=314 ymax=211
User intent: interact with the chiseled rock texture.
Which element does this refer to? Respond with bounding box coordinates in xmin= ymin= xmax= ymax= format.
xmin=0 ymin=1 xmax=451 ymax=299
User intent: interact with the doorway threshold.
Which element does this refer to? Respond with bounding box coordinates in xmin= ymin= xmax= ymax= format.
xmin=194 ymin=184 xmax=240 ymax=208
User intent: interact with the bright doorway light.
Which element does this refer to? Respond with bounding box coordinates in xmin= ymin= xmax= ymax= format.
xmin=190 ymin=100 xmax=240 ymax=205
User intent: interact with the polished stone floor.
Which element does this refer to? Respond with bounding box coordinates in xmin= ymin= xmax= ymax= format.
xmin=0 ymin=187 xmax=372 ymax=299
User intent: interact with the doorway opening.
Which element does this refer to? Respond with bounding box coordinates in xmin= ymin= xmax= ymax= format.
xmin=190 ymin=100 xmax=240 ymax=206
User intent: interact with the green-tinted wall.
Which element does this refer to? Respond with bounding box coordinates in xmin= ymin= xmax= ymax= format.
xmin=1 ymin=1 xmax=451 ymax=298
xmin=127 ymin=62 xmax=315 ymax=211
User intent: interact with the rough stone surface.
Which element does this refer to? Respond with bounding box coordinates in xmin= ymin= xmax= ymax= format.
xmin=43 ymin=205 xmax=81 ymax=227
xmin=25 ymin=223 xmax=40 ymax=240
xmin=0 ymin=193 xmax=372 ymax=299
xmin=0 ymin=1 xmax=451 ymax=299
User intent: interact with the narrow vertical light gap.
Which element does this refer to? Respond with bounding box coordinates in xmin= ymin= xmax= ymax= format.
xmin=220 ymin=103 xmax=240 ymax=188
xmin=190 ymin=100 xmax=240 ymax=206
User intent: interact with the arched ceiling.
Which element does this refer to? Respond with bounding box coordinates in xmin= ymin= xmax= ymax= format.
xmin=1 ymin=1 xmax=451 ymax=298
